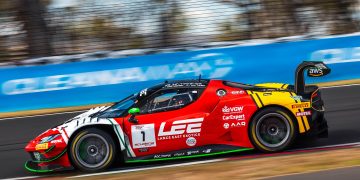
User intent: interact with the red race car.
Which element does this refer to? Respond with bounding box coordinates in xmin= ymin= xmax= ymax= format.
xmin=25 ymin=61 xmax=330 ymax=172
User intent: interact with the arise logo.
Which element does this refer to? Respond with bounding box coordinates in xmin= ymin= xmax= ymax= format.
xmin=158 ymin=118 xmax=204 ymax=136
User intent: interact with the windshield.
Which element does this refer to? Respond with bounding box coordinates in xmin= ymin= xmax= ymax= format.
xmin=97 ymin=94 xmax=137 ymax=118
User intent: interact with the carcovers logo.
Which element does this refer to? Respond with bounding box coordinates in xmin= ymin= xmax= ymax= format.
xmin=222 ymin=114 xmax=245 ymax=121
xmin=158 ymin=118 xmax=203 ymax=140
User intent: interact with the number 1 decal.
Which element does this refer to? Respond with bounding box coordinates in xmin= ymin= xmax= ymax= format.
xmin=131 ymin=124 xmax=156 ymax=149
xmin=141 ymin=131 xmax=145 ymax=141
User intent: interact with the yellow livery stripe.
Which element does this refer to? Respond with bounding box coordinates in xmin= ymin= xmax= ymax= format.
xmin=290 ymin=92 xmax=306 ymax=133
xmin=251 ymin=92 xmax=263 ymax=108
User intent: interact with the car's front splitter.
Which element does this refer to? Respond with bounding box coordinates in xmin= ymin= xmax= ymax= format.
xmin=25 ymin=148 xmax=73 ymax=173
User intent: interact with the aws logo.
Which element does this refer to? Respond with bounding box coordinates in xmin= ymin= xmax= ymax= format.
xmin=308 ymin=68 xmax=323 ymax=77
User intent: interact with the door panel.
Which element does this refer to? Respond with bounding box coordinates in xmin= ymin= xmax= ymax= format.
xmin=124 ymin=111 xmax=209 ymax=157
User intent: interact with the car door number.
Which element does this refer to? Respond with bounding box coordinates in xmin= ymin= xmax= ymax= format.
xmin=131 ymin=124 xmax=156 ymax=149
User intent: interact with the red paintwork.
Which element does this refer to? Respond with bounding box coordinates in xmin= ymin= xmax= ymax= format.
xmin=116 ymin=80 xmax=257 ymax=157
xmin=25 ymin=79 xmax=259 ymax=169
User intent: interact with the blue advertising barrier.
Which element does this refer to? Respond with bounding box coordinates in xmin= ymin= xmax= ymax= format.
xmin=1 ymin=34 xmax=360 ymax=112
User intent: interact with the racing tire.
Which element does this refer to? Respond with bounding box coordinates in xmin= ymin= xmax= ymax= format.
xmin=69 ymin=128 xmax=116 ymax=172
xmin=249 ymin=107 xmax=297 ymax=152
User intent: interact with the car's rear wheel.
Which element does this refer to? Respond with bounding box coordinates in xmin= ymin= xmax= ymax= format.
xmin=249 ymin=107 xmax=297 ymax=152
xmin=69 ymin=128 xmax=116 ymax=172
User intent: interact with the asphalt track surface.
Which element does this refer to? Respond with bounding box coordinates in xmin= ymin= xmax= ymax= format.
xmin=0 ymin=85 xmax=359 ymax=179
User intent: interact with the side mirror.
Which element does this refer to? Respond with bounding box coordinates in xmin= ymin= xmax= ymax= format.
xmin=128 ymin=108 xmax=140 ymax=123
xmin=128 ymin=107 xmax=140 ymax=115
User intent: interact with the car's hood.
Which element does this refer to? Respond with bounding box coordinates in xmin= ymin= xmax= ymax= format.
xmin=63 ymin=106 xmax=110 ymax=125
xmin=29 ymin=106 xmax=110 ymax=145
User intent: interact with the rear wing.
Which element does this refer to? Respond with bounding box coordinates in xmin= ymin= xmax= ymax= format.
xmin=295 ymin=61 xmax=331 ymax=95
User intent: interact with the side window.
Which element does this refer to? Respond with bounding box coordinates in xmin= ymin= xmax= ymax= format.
xmin=139 ymin=89 xmax=199 ymax=114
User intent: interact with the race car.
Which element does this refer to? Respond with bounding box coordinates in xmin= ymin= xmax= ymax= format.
xmin=25 ymin=61 xmax=330 ymax=172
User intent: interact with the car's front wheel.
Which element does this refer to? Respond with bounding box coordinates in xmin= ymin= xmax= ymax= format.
xmin=69 ymin=128 xmax=116 ymax=172
xmin=249 ymin=107 xmax=297 ymax=152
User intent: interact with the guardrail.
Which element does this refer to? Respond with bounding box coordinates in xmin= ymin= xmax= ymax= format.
xmin=1 ymin=34 xmax=360 ymax=112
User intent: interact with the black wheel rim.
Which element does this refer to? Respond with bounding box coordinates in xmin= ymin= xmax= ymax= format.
xmin=255 ymin=113 xmax=290 ymax=148
xmin=75 ymin=133 xmax=110 ymax=168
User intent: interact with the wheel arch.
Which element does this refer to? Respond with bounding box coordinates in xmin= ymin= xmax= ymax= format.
xmin=67 ymin=125 xmax=123 ymax=164
xmin=248 ymin=104 xmax=299 ymax=134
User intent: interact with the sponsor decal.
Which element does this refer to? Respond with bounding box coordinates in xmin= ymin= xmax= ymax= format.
xmin=202 ymin=149 xmax=211 ymax=153
xmin=308 ymin=68 xmax=323 ymax=76
xmin=292 ymin=102 xmax=311 ymax=109
xmin=33 ymin=152 xmax=41 ymax=161
xmin=222 ymin=114 xmax=245 ymax=121
xmin=186 ymin=137 xmax=197 ymax=147
xmin=165 ymin=82 xmax=206 ymax=88
xmin=223 ymin=123 xmax=229 ymax=129
xmin=187 ymin=150 xmax=199 ymax=156
xmin=231 ymin=90 xmax=245 ymax=95
xmin=50 ymin=139 xmax=62 ymax=144
xmin=230 ymin=122 xmax=246 ymax=128
xmin=131 ymin=124 xmax=157 ymax=149
xmin=138 ymin=148 xmax=149 ymax=152
xmin=174 ymin=152 xmax=185 ymax=156
xmin=263 ymin=93 xmax=272 ymax=96
xmin=139 ymin=88 xmax=147 ymax=96
xmin=222 ymin=106 xmax=244 ymax=114
xmin=154 ymin=154 xmax=171 ymax=159
xmin=35 ymin=143 xmax=49 ymax=150
xmin=216 ymin=89 xmax=226 ymax=97
xmin=291 ymin=95 xmax=303 ymax=101
xmin=311 ymin=47 xmax=360 ymax=64
xmin=2 ymin=53 xmax=234 ymax=95
xmin=296 ymin=111 xmax=312 ymax=117
xmin=158 ymin=118 xmax=203 ymax=140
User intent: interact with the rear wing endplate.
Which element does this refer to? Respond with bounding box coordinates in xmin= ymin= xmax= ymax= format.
xmin=295 ymin=61 xmax=331 ymax=94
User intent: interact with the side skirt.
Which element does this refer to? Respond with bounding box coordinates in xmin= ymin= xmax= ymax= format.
xmin=124 ymin=145 xmax=253 ymax=163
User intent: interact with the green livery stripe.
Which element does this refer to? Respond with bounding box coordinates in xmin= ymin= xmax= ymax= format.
xmin=24 ymin=161 xmax=53 ymax=173
xmin=32 ymin=148 xmax=67 ymax=163
xmin=42 ymin=145 xmax=55 ymax=154
xmin=125 ymin=148 xmax=253 ymax=163
xmin=107 ymin=119 xmax=133 ymax=157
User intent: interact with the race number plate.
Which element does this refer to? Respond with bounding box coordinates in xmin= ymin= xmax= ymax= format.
xmin=131 ymin=124 xmax=156 ymax=149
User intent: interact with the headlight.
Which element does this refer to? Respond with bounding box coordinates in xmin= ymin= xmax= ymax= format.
xmin=39 ymin=134 xmax=60 ymax=144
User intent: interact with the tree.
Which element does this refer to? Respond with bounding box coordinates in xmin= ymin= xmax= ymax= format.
xmin=16 ymin=0 xmax=53 ymax=58
xmin=151 ymin=0 xmax=188 ymax=47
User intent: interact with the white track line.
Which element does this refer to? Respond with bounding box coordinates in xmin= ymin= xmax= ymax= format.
xmin=0 ymin=176 xmax=41 ymax=180
xmin=320 ymin=83 xmax=360 ymax=89
xmin=67 ymin=159 xmax=225 ymax=178
xmin=0 ymin=110 xmax=86 ymax=121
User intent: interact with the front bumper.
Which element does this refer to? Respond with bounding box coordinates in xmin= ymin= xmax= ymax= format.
xmin=25 ymin=133 xmax=73 ymax=173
